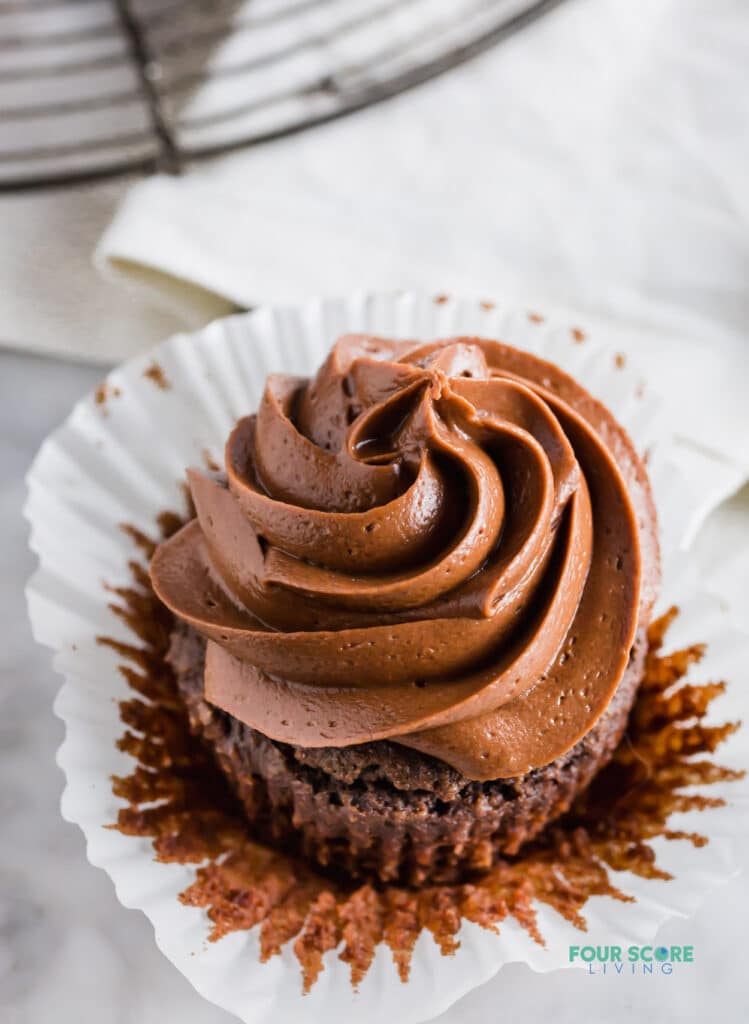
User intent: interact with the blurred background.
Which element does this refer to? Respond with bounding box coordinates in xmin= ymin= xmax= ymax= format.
xmin=2 ymin=1 xmax=748 ymax=1022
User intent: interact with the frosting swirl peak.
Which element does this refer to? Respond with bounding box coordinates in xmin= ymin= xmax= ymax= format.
xmin=151 ymin=335 xmax=657 ymax=780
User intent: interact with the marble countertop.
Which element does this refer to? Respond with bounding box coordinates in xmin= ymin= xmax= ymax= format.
xmin=2 ymin=349 xmax=748 ymax=1024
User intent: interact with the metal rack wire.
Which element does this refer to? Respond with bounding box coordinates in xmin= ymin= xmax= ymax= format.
xmin=0 ymin=0 xmax=564 ymax=191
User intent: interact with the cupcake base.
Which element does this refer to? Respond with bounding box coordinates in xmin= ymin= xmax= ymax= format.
xmin=168 ymin=624 xmax=648 ymax=886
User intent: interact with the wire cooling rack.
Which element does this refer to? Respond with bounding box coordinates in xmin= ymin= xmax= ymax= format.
xmin=0 ymin=0 xmax=564 ymax=191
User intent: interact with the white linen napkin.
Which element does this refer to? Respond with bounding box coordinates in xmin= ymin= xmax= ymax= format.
xmin=0 ymin=183 xmax=184 ymax=363
xmin=95 ymin=0 xmax=749 ymax=472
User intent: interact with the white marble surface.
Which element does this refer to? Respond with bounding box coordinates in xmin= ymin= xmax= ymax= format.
xmin=2 ymin=348 xmax=748 ymax=1024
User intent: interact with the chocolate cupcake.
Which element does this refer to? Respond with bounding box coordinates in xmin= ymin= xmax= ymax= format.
xmin=151 ymin=335 xmax=659 ymax=885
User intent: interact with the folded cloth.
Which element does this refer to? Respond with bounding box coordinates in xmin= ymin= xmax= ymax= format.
xmin=96 ymin=0 xmax=749 ymax=471
xmin=0 ymin=184 xmax=183 ymax=364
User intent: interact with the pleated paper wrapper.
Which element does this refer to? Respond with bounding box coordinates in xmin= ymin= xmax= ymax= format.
xmin=25 ymin=293 xmax=748 ymax=1024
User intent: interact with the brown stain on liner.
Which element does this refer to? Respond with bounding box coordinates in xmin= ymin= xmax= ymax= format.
xmin=94 ymin=381 xmax=121 ymax=412
xmin=101 ymin=518 xmax=743 ymax=993
xmin=143 ymin=361 xmax=170 ymax=390
xmin=202 ymin=449 xmax=221 ymax=472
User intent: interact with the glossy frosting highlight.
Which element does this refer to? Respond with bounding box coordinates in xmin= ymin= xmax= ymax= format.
xmin=151 ymin=335 xmax=658 ymax=780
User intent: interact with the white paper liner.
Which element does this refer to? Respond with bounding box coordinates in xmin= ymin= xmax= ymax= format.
xmin=25 ymin=292 xmax=749 ymax=1024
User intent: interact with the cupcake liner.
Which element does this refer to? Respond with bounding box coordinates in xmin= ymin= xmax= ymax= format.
xmin=26 ymin=292 xmax=748 ymax=1024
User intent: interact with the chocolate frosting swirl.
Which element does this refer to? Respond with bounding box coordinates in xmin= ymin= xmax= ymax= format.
xmin=151 ymin=335 xmax=659 ymax=781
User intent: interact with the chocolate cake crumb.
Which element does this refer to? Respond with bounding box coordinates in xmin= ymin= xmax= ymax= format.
xmin=167 ymin=621 xmax=648 ymax=882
